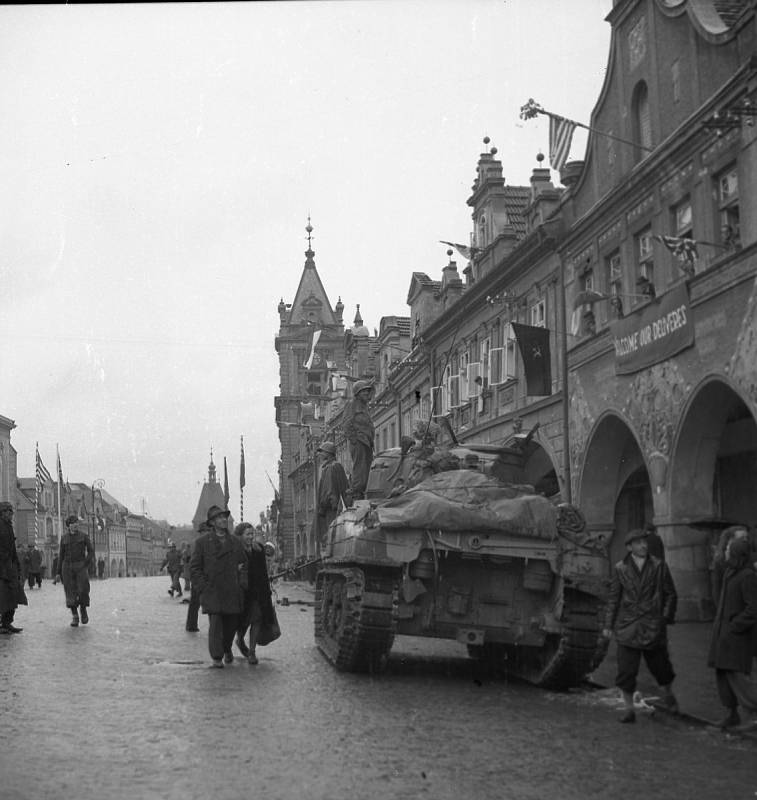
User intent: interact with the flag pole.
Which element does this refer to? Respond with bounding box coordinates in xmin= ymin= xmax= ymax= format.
xmin=56 ymin=444 xmax=62 ymax=558
xmin=34 ymin=442 xmax=39 ymax=548
xmin=240 ymin=435 xmax=245 ymax=523
xmin=520 ymin=99 xmax=654 ymax=154
xmin=559 ymin=254 xmax=573 ymax=504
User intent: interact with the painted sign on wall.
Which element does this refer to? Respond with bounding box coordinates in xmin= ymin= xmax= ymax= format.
xmin=610 ymin=282 xmax=694 ymax=374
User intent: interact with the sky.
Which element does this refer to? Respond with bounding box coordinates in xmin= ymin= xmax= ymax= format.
xmin=1 ymin=0 xmax=613 ymax=526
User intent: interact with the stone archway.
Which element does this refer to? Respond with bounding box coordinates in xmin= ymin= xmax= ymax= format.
xmin=668 ymin=377 xmax=757 ymax=618
xmin=521 ymin=443 xmax=560 ymax=499
xmin=577 ymin=412 xmax=651 ymax=565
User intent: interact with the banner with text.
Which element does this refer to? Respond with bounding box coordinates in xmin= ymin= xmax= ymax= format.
xmin=610 ymin=282 xmax=694 ymax=375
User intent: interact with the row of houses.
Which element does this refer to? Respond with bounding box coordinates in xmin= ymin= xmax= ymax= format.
xmin=0 ymin=417 xmax=175 ymax=578
xmin=274 ymin=0 xmax=757 ymax=621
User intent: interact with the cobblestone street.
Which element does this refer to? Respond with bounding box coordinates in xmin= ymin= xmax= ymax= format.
xmin=2 ymin=577 xmax=756 ymax=800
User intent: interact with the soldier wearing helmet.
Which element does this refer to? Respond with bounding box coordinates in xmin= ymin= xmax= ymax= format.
xmin=343 ymin=380 xmax=375 ymax=500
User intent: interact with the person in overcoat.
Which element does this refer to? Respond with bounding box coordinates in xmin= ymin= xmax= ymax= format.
xmin=240 ymin=524 xmax=275 ymax=665
xmin=0 ymin=501 xmax=24 ymax=634
xmin=190 ymin=506 xmax=247 ymax=668
xmin=707 ymin=537 xmax=757 ymax=729
xmin=160 ymin=542 xmax=183 ymax=597
xmin=57 ymin=515 xmax=95 ymax=627
xmin=343 ymin=380 xmax=375 ymax=500
xmin=603 ymin=528 xmax=678 ymax=723
xmin=312 ymin=441 xmax=349 ymax=548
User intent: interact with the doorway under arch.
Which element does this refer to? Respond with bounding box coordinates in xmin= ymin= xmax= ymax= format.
xmin=578 ymin=413 xmax=652 ymax=565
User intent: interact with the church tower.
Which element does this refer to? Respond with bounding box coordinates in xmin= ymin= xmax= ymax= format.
xmin=191 ymin=449 xmax=229 ymax=532
xmin=274 ymin=221 xmax=346 ymax=565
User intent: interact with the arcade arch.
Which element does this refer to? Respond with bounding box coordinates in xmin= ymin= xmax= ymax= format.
xmin=577 ymin=413 xmax=652 ymax=566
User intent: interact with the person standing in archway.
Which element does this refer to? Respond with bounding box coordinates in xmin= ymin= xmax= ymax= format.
xmin=343 ymin=380 xmax=375 ymax=500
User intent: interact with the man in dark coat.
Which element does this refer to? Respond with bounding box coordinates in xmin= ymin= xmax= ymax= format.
xmin=603 ymin=528 xmax=678 ymax=723
xmin=0 ymin=501 xmax=23 ymax=634
xmin=343 ymin=380 xmax=375 ymax=500
xmin=707 ymin=537 xmax=757 ymax=729
xmin=190 ymin=506 xmax=247 ymax=668
xmin=241 ymin=525 xmax=275 ymax=665
xmin=313 ymin=441 xmax=349 ymax=548
xmin=185 ymin=524 xmax=208 ymax=633
xmin=160 ymin=541 xmax=183 ymax=597
xmin=26 ymin=544 xmax=43 ymax=589
xmin=57 ymin=515 xmax=95 ymax=627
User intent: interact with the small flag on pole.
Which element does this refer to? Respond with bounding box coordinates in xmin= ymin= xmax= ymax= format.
xmin=549 ymin=115 xmax=576 ymax=172
xmin=511 ymin=323 xmax=553 ymax=396
xmin=304 ymin=329 xmax=322 ymax=370
xmin=439 ymin=241 xmax=478 ymax=261
xmin=35 ymin=444 xmax=52 ymax=494
xmin=654 ymin=234 xmax=697 ymax=275
xmin=223 ymin=457 xmax=230 ymax=507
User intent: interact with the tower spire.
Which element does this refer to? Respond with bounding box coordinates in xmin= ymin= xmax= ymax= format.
xmin=208 ymin=448 xmax=217 ymax=484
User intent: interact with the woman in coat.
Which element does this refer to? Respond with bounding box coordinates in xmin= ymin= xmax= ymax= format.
xmin=190 ymin=506 xmax=247 ymax=668
xmin=707 ymin=537 xmax=757 ymax=729
xmin=57 ymin=515 xmax=95 ymax=627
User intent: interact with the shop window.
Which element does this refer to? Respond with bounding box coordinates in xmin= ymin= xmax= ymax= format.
xmin=716 ymin=165 xmax=740 ymax=250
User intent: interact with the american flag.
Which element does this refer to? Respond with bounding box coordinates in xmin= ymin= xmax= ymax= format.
xmin=35 ymin=444 xmax=52 ymax=495
xmin=655 ymin=234 xmax=698 ymax=264
xmin=549 ymin=115 xmax=577 ymax=172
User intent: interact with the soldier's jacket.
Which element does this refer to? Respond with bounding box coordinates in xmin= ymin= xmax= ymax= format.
xmin=343 ymin=397 xmax=374 ymax=448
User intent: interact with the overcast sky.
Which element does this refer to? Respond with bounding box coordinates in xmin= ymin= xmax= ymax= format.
xmin=1 ymin=1 xmax=612 ymax=526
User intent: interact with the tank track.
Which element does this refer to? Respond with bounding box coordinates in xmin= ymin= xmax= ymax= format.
xmin=507 ymin=588 xmax=608 ymax=690
xmin=314 ymin=566 xmax=396 ymax=672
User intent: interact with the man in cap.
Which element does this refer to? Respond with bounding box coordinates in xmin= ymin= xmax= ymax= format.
xmin=190 ymin=506 xmax=247 ymax=668
xmin=160 ymin=540 xmax=183 ymax=598
xmin=603 ymin=528 xmax=678 ymax=723
xmin=57 ymin=515 xmax=95 ymax=627
xmin=313 ymin=441 xmax=349 ymax=549
xmin=0 ymin=501 xmax=23 ymax=634
xmin=343 ymin=380 xmax=375 ymax=500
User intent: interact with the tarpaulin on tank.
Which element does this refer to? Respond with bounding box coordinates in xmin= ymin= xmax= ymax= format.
xmin=376 ymin=470 xmax=556 ymax=538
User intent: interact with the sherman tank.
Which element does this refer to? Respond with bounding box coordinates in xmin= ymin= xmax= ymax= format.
xmin=314 ymin=431 xmax=609 ymax=689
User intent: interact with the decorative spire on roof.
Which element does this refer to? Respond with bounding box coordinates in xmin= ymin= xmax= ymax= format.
xmin=304 ymin=216 xmax=315 ymax=268
xmin=208 ymin=448 xmax=217 ymax=484
xmin=354 ymin=304 xmax=363 ymax=326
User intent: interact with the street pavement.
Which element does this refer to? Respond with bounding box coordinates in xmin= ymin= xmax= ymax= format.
xmin=1 ymin=576 xmax=756 ymax=800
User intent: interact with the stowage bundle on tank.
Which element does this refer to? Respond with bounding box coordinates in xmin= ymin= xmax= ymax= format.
xmin=376 ymin=470 xmax=556 ymax=538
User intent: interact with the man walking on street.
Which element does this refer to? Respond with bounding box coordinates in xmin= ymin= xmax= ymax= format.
xmin=190 ymin=506 xmax=247 ymax=668
xmin=343 ymin=380 xmax=375 ymax=500
xmin=160 ymin=541 xmax=183 ymax=597
xmin=708 ymin=536 xmax=757 ymax=729
xmin=0 ymin=502 xmax=24 ymax=634
xmin=603 ymin=528 xmax=679 ymax=723
xmin=57 ymin=515 xmax=95 ymax=627
xmin=26 ymin=543 xmax=43 ymax=589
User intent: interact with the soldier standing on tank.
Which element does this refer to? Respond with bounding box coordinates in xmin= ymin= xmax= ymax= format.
xmin=343 ymin=380 xmax=375 ymax=500
xmin=313 ymin=441 xmax=349 ymax=548
xmin=602 ymin=528 xmax=678 ymax=723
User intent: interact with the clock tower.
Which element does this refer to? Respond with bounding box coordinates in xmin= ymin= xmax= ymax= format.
xmin=274 ymin=221 xmax=346 ymax=565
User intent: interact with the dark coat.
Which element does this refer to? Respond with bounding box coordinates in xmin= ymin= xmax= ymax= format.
xmin=160 ymin=548 xmax=182 ymax=574
xmin=314 ymin=459 xmax=349 ymax=544
xmin=190 ymin=532 xmax=247 ymax=615
xmin=0 ymin=517 xmax=20 ymax=614
xmin=244 ymin=544 xmax=275 ymax=626
xmin=707 ymin=566 xmax=757 ymax=673
xmin=604 ymin=553 xmax=677 ymax=649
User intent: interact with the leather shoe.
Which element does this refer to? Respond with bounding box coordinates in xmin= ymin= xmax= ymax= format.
xmin=211 ymin=659 xmax=224 ymax=669
xmin=4 ymin=624 xmax=22 ymax=634
xmin=619 ymin=710 xmax=636 ymax=724
xmin=247 ymin=652 xmax=259 ymax=665
xmin=70 ymin=615 xmax=79 ymax=627
xmin=185 ymin=626 xmax=199 ymax=632
xmin=223 ymin=651 xmax=234 ymax=664
xmin=717 ymin=710 xmax=741 ymax=729
xmin=80 ymin=608 xmax=89 ymax=625
xmin=235 ymin=635 xmax=250 ymax=657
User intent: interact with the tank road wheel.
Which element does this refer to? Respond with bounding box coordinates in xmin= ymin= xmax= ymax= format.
xmin=315 ymin=572 xmax=353 ymax=671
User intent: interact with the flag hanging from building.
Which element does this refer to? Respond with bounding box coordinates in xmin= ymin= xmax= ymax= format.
xmin=439 ymin=240 xmax=478 ymax=261
xmin=240 ymin=436 xmax=246 ymax=490
xmin=654 ymin=234 xmax=698 ymax=275
xmin=35 ymin=444 xmax=52 ymax=495
xmin=549 ymin=115 xmax=577 ymax=172
xmin=57 ymin=446 xmax=64 ymax=487
xmin=511 ymin=323 xmax=552 ymax=396
xmin=304 ymin=329 xmax=322 ymax=370
xmin=223 ymin=457 xmax=230 ymax=506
